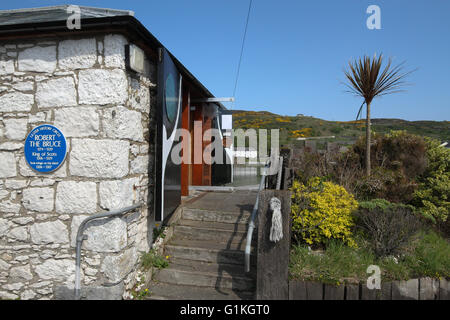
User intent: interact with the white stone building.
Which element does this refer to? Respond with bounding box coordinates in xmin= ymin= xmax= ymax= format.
xmin=0 ymin=5 xmax=231 ymax=299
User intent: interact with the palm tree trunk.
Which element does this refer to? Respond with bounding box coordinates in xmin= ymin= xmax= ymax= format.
xmin=365 ymin=101 xmax=371 ymax=176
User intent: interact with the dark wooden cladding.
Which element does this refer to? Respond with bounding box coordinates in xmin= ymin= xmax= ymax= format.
xmin=181 ymin=85 xmax=190 ymax=196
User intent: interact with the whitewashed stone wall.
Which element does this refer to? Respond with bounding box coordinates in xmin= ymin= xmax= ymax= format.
xmin=0 ymin=34 xmax=156 ymax=300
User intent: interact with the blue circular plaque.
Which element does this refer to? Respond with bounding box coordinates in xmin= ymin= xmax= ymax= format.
xmin=24 ymin=124 xmax=67 ymax=173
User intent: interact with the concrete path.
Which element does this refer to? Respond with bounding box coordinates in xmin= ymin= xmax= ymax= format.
xmin=185 ymin=190 xmax=257 ymax=214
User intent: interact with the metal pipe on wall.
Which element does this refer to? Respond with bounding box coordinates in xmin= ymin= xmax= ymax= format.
xmin=74 ymin=203 xmax=143 ymax=300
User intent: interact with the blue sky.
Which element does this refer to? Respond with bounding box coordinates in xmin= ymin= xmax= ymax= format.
xmin=2 ymin=1 xmax=449 ymax=121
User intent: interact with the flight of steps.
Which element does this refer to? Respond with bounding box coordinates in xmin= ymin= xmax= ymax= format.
xmin=145 ymin=207 xmax=257 ymax=300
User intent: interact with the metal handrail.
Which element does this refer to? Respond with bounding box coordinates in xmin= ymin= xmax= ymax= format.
xmin=244 ymin=156 xmax=283 ymax=273
xmin=244 ymin=169 xmax=267 ymax=273
xmin=74 ymin=202 xmax=143 ymax=300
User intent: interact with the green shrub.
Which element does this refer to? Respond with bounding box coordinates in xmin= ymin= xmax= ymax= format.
xmin=330 ymin=126 xmax=344 ymax=134
xmin=140 ymin=249 xmax=169 ymax=271
xmin=412 ymin=137 xmax=450 ymax=225
xmin=291 ymin=177 xmax=358 ymax=247
xmin=355 ymin=199 xmax=421 ymax=257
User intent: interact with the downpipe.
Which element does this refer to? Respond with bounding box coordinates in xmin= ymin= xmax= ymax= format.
xmin=74 ymin=202 xmax=143 ymax=300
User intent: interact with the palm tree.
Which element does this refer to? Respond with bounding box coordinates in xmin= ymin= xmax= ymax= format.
xmin=344 ymin=54 xmax=414 ymax=176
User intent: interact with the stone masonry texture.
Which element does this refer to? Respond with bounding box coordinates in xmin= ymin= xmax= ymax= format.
xmin=0 ymin=34 xmax=155 ymax=300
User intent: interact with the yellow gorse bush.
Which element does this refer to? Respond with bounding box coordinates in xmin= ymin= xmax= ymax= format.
xmin=275 ymin=117 xmax=291 ymax=123
xmin=290 ymin=128 xmax=312 ymax=138
xmin=291 ymin=177 xmax=358 ymax=247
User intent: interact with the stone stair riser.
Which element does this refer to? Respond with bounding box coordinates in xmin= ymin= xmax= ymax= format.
xmin=155 ymin=269 xmax=255 ymax=292
xmin=165 ymin=245 xmax=255 ymax=266
xmin=182 ymin=209 xmax=250 ymax=225
xmin=174 ymin=225 xmax=248 ymax=243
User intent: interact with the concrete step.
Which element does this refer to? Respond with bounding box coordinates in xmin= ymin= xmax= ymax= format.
xmin=182 ymin=208 xmax=251 ymax=225
xmin=145 ymin=282 xmax=255 ymax=300
xmin=154 ymin=265 xmax=255 ymax=292
xmin=174 ymin=224 xmax=248 ymax=243
xmin=178 ymin=219 xmax=249 ymax=232
xmin=165 ymin=239 xmax=255 ymax=266
xmin=167 ymin=258 xmax=256 ymax=277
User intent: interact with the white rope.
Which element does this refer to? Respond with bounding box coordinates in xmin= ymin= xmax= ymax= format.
xmin=269 ymin=197 xmax=283 ymax=242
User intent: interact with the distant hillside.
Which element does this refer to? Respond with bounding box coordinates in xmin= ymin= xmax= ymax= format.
xmin=231 ymin=110 xmax=449 ymax=146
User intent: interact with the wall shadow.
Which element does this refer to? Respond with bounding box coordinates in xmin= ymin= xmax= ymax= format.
xmin=214 ymin=203 xmax=256 ymax=300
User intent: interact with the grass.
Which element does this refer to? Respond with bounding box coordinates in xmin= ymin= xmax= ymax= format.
xmin=289 ymin=230 xmax=450 ymax=285
xmin=403 ymin=231 xmax=450 ymax=279
xmin=289 ymin=238 xmax=374 ymax=285
xmin=140 ymin=249 xmax=169 ymax=271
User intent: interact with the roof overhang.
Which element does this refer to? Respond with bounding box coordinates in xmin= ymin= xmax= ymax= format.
xmin=0 ymin=5 xmax=226 ymax=110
